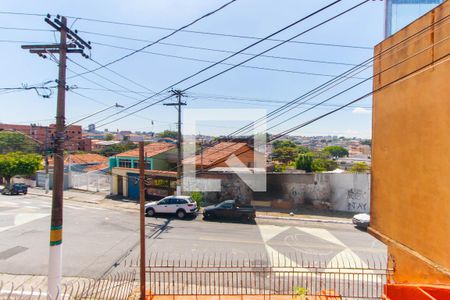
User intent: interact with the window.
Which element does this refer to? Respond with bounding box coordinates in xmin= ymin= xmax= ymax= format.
xmin=219 ymin=202 xmax=234 ymax=209
xmin=136 ymin=160 xmax=151 ymax=170
xmin=118 ymin=159 xmax=132 ymax=168
xmin=168 ymin=198 xmax=179 ymax=205
xmin=159 ymin=198 xmax=170 ymax=205
xmin=175 ymin=199 xmax=187 ymax=205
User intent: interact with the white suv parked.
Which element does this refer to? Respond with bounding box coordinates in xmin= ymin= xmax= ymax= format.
xmin=145 ymin=196 xmax=198 ymax=219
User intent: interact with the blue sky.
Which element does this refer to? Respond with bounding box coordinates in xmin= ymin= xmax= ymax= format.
xmin=0 ymin=0 xmax=390 ymax=138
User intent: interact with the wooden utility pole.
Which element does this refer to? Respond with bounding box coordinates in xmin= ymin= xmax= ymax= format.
xmin=21 ymin=14 xmax=91 ymax=300
xmin=164 ymin=90 xmax=186 ymax=195
xmin=138 ymin=142 xmax=146 ymax=300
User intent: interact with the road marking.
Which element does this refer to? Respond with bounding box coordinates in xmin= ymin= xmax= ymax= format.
xmin=327 ymin=248 xmax=369 ymax=269
xmin=0 ymin=213 xmax=49 ymax=232
xmin=296 ymin=227 xmax=346 ymax=247
xmin=199 ymin=236 xmax=264 ymax=245
xmin=24 ymin=206 xmax=38 ymax=209
xmin=257 ymin=224 xmax=290 ymax=243
xmin=0 ymin=201 xmax=18 ymax=207
xmin=65 ymin=205 xmax=84 ymax=210
xmin=88 ymin=206 xmax=107 ymax=211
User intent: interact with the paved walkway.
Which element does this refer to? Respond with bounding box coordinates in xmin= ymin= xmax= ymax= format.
xmin=28 ymin=188 xmax=354 ymax=224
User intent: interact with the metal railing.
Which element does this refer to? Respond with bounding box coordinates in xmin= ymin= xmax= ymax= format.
xmin=0 ymin=269 xmax=135 ymax=299
xmin=145 ymin=253 xmax=392 ymax=299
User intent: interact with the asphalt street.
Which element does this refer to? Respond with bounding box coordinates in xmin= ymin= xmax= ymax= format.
xmin=0 ymin=193 xmax=387 ymax=279
xmin=0 ymin=193 xmax=166 ymax=278
xmin=146 ymin=215 xmax=387 ymax=269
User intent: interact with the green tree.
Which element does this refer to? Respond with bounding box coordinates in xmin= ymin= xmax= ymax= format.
xmin=0 ymin=132 xmax=39 ymax=154
xmin=272 ymin=146 xmax=299 ymax=164
xmin=322 ymin=146 xmax=349 ymax=158
xmin=361 ymin=139 xmax=372 ymax=146
xmin=295 ymin=153 xmax=314 ymax=172
xmin=0 ymin=152 xmax=42 ymax=184
xmin=311 ymin=158 xmax=338 ymax=172
xmin=349 ymin=162 xmax=371 ymax=173
xmin=98 ymin=142 xmax=137 ymax=157
xmin=273 ymin=140 xmax=297 ymax=149
xmin=157 ymin=130 xmax=178 ymax=139
xmin=190 ymin=191 xmax=204 ymax=207
xmin=104 ymin=133 xmax=115 ymax=141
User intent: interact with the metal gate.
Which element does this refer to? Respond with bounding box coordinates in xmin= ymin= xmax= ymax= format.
xmin=70 ymin=171 xmax=111 ymax=192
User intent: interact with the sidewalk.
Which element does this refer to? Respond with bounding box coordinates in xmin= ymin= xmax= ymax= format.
xmin=27 ymin=188 xmax=353 ymax=224
xmin=27 ymin=187 xmax=107 ymax=204
xmin=255 ymin=208 xmax=353 ymax=224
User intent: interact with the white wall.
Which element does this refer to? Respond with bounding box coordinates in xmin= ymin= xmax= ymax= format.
xmin=329 ymin=173 xmax=370 ymax=213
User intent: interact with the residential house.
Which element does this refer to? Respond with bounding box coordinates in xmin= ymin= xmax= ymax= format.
xmin=109 ymin=142 xmax=177 ymax=199
xmin=48 ymin=153 xmax=108 ymax=173
xmin=91 ymin=139 xmax=121 ymax=151
xmin=184 ymin=142 xmax=264 ymax=171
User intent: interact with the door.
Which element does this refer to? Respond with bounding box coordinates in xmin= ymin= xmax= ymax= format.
xmin=216 ymin=201 xmax=235 ymax=218
xmin=127 ymin=173 xmax=140 ymax=200
xmin=156 ymin=197 xmax=171 ymax=213
xmin=118 ymin=176 xmax=123 ymax=196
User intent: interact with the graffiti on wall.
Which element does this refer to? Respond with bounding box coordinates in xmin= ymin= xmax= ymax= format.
xmin=347 ymin=188 xmax=368 ymax=212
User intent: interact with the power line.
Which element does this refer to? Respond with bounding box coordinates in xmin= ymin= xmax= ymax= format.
xmin=0 ymin=38 xmax=367 ymax=77
xmin=0 ymin=9 xmax=373 ymax=50
xmin=90 ymin=41 xmax=367 ymax=79
xmin=0 ymin=11 xmax=45 ymax=17
xmin=79 ymin=31 xmax=360 ymax=66
xmin=199 ymin=53 xmax=450 ymax=173
xmin=267 ymin=35 xmax=448 ymax=134
xmin=172 ymin=17 xmax=450 ymax=172
xmin=67 ymin=0 xmax=239 ymax=78
xmin=68 ymin=15 xmax=372 ymax=50
xmin=95 ymin=0 xmax=362 ymax=128
xmin=226 ymin=15 xmax=450 ymax=137
xmin=274 ymin=54 xmax=449 ymax=139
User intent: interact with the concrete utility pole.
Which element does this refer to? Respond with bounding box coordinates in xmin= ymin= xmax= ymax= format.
xmin=21 ymin=14 xmax=91 ymax=300
xmin=44 ymin=127 xmax=50 ymax=194
xmin=138 ymin=142 xmax=146 ymax=300
xmin=164 ymin=90 xmax=187 ymax=195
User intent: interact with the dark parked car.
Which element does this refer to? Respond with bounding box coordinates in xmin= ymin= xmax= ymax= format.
xmin=1 ymin=183 xmax=28 ymax=195
xmin=203 ymin=200 xmax=256 ymax=222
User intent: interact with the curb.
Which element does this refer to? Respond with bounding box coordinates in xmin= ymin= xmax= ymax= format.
xmin=27 ymin=191 xmax=72 ymax=200
xmin=200 ymin=211 xmax=352 ymax=225
xmin=256 ymin=215 xmax=353 ymax=224
xmin=27 ymin=191 xmax=104 ymax=204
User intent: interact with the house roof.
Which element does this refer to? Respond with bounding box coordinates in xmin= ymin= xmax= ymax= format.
xmin=116 ymin=142 xmax=175 ymax=158
xmin=84 ymin=162 xmax=109 ymax=172
xmin=48 ymin=153 xmax=108 ymax=166
xmin=184 ymin=142 xmax=249 ymax=168
xmin=113 ymin=167 xmax=177 ymax=178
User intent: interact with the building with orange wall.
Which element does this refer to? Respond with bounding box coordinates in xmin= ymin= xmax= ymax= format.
xmin=369 ymin=0 xmax=450 ymax=295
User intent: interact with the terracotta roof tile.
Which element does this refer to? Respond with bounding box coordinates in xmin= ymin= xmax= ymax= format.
xmin=48 ymin=153 xmax=108 ymax=166
xmin=184 ymin=142 xmax=248 ymax=168
xmin=116 ymin=142 xmax=175 ymax=158
xmin=84 ymin=162 xmax=109 ymax=172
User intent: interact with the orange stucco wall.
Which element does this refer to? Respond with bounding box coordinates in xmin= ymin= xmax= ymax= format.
xmin=370 ymin=1 xmax=450 ymax=284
